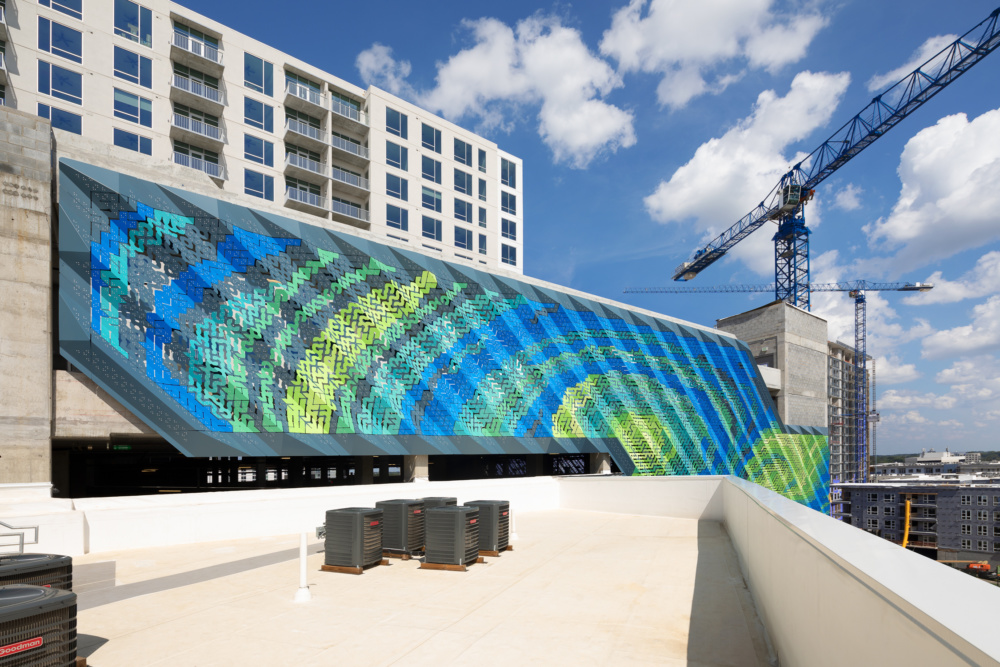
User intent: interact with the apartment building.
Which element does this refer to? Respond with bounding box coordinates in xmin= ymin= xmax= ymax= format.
xmin=0 ymin=0 xmax=524 ymax=272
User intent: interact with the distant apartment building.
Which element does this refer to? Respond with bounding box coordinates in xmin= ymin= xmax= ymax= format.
xmin=0 ymin=0 xmax=524 ymax=273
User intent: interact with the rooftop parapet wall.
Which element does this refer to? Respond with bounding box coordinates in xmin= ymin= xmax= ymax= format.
xmin=58 ymin=159 xmax=828 ymax=510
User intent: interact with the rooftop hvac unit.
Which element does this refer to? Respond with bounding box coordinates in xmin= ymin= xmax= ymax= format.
xmin=323 ymin=508 xmax=383 ymax=573
xmin=422 ymin=506 xmax=480 ymax=570
xmin=421 ymin=497 xmax=457 ymax=509
xmin=0 ymin=555 xmax=73 ymax=591
xmin=375 ymin=500 xmax=425 ymax=555
xmin=0 ymin=585 xmax=77 ymax=666
xmin=465 ymin=500 xmax=510 ymax=555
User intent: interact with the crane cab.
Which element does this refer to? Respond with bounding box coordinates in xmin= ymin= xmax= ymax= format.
xmin=779 ymin=184 xmax=802 ymax=213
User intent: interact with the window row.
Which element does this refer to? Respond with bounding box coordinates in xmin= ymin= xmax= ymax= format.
xmin=959 ymin=539 xmax=994 ymax=552
xmin=385 ymin=107 xmax=491 ymax=176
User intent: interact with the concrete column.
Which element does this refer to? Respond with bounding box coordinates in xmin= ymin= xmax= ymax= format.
xmin=403 ymin=455 xmax=429 ymax=482
xmin=358 ymin=457 xmax=374 ymax=484
xmin=0 ymin=109 xmax=54 ymax=488
xmin=589 ymin=453 xmax=612 ymax=475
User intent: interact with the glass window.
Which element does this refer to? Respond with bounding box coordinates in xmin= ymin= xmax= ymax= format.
xmin=284 ymin=71 xmax=320 ymax=94
xmin=422 ymin=156 xmax=442 ymax=184
xmin=883 ymin=494 xmax=894 ymax=502
xmin=478 ymin=178 xmax=487 ymax=202
xmin=478 ymin=148 xmax=487 ymax=173
xmin=502 ymin=244 xmax=517 ymax=266
xmin=885 ymin=520 xmax=895 ymax=530
xmin=174 ymin=23 xmax=219 ymax=47
xmin=113 ymin=46 xmax=152 ymax=88
xmin=962 ymin=539 xmax=971 ymax=550
xmin=454 ymin=138 xmax=472 ymax=166
xmin=38 ymin=61 xmax=82 ymax=105
xmin=386 ymin=107 xmax=407 ymax=139
xmin=113 ymin=88 xmax=152 ymax=127
xmin=478 ymin=207 xmax=486 ymax=228
xmin=244 ymin=98 xmax=273 ymax=132
xmin=978 ymin=510 xmax=989 ymax=521
xmin=39 ymin=0 xmax=83 ymax=21
xmin=454 ymin=199 xmax=472 ymax=222
xmin=962 ymin=524 xmax=971 ymax=535
xmin=386 ymin=141 xmax=408 ymax=171
xmin=245 ymin=169 xmax=274 ymax=200
xmin=478 ymin=234 xmax=486 ymax=255
xmin=244 ymin=135 xmax=274 ymax=167
xmin=962 ymin=509 xmax=971 ymax=520
xmin=422 ymin=186 xmax=442 ymax=213
xmin=113 ymin=128 xmax=151 ymax=154
xmin=387 ymin=204 xmax=408 ymax=231
xmin=980 ymin=495 xmax=989 ymax=506
xmin=866 ymin=518 xmax=878 ymax=530
xmin=978 ymin=525 xmax=988 ymax=536
xmin=421 ymin=216 xmax=442 ymax=241
xmin=455 ymin=226 xmax=472 ymax=250
xmin=501 ymin=191 xmax=517 ymax=215
xmin=174 ymin=140 xmax=218 ymax=164
xmin=38 ymin=17 xmax=83 ymax=63
xmin=866 ymin=506 xmax=877 ymax=515
xmin=115 ymin=0 xmax=152 ymax=47
xmin=286 ymin=176 xmax=320 ymax=197
xmin=421 ymin=123 xmax=441 ymax=152
xmin=285 ymin=108 xmax=320 ymax=129
xmin=962 ymin=495 xmax=972 ymax=505
xmin=37 ymin=104 xmax=81 ymax=134
xmin=285 ymin=143 xmax=321 ymax=163
xmin=454 ymin=169 xmax=471 ymax=195
xmin=501 ymin=158 xmax=517 ymax=188
xmin=386 ymin=174 xmax=408 ymax=201
xmin=883 ymin=506 xmax=894 ymax=516
xmin=502 ymin=219 xmax=516 ymax=240
xmin=244 ymin=53 xmax=273 ymax=96
xmin=979 ymin=540 xmax=991 ymax=552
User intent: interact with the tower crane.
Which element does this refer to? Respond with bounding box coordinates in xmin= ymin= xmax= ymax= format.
xmin=624 ymin=281 xmax=934 ymax=482
xmin=670 ymin=8 xmax=1000 ymax=310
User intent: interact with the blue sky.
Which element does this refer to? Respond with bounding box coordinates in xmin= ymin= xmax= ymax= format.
xmin=201 ymin=0 xmax=1000 ymax=454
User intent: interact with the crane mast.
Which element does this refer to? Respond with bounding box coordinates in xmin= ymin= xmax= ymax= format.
xmin=670 ymin=7 xmax=1000 ymax=311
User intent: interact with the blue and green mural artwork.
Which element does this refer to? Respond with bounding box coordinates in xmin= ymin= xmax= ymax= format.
xmin=57 ymin=160 xmax=829 ymax=511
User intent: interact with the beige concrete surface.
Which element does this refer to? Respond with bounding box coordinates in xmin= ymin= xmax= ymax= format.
xmin=76 ymin=510 xmax=770 ymax=666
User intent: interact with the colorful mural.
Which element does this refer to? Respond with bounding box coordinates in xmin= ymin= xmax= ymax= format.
xmin=58 ymin=160 xmax=828 ymax=511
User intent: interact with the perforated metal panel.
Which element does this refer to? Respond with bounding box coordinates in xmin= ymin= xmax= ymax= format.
xmin=425 ymin=506 xmax=479 ymax=565
xmin=0 ymin=556 xmax=73 ymax=592
xmin=466 ymin=501 xmax=510 ymax=552
xmin=0 ymin=585 xmax=77 ymax=666
xmin=324 ymin=508 xmax=383 ymax=568
xmin=376 ymin=500 xmax=426 ymax=552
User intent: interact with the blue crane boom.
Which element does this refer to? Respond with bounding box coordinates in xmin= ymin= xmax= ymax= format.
xmin=670 ymin=7 xmax=1000 ymax=311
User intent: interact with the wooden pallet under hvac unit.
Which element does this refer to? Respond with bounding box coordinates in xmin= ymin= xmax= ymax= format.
xmin=479 ymin=545 xmax=514 ymax=558
xmin=419 ymin=557 xmax=485 ymax=572
xmin=320 ymin=559 xmax=389 ymax=575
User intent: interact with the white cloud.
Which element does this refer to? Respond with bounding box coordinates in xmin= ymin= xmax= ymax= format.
xmin=832 ymin=183 xmax=862 ymax=211
xmin=359 ymin=16 xmax=636 ymax=169
xmin=872 ymin=355 xmax=921 ymax=385
xmin=644 ymin=71 xmax=850 ymax=276
xmin=355 ymin=44 xmax=415 ymax=98
xmin=934 ymin=356 xmax=1000 ymax=403
xmin=867 ymin=34 xmax=958 ymax=91
xmin=600 ymin=0 xmax=827 ymax=109
xmin=903 ymin=251 xmax=1000 ymax=305
xmin=864 ymin=109 xmax=1000 ymax=274
xmin=922 ymin=296 xmax=1000 ymax=359
xmin=879 ymin=390 xmax=957 ymax=410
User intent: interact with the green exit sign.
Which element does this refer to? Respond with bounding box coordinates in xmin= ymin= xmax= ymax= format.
xmin=112 ymin=445 xmax=132 ymax=451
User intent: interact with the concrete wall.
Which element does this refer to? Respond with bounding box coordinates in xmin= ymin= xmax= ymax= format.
xmin=0 ymin=107 xmax=53 ymax=484
xmin=53 ymin=370 xmax=155 ymax=438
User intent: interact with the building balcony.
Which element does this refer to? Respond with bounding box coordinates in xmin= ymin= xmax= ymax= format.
xmin=170 ymin=31 xmax=223 ymax=73
xmin=330 ymin=134 xmax=369 ymax=167
xmin=0 ymin=6 xmax=7 ymax=38
xmin=329 ymin=166 xmax=368 ymax=195
xmin=284 ymin=81 xmax=325 ymax=113
xmin=329 ymin=98 xmax=368 ymax=131
xmin=330 ymin=198 xmax=369 ymax=228
xmin=284 ymin=153 xmax=326 ymax=180
xmin=169 ymin=113 xmax=226 ymax=145
xmin=284 ymin=187 xmax=327 ymax=214
xmin=172 ymin=151 xmax=226 ymax=181
xmin=283 ymin=118 xmax=327 ymax=152
xmin=0 ymin=52 xmax=6 ymax=85
xmin=170 ymin=74 xmax=226 ymax=111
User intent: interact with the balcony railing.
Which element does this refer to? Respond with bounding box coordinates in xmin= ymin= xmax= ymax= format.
xmin=331 ymin=166 xmax=368 ymax=190
xmin=0 ymin=53 xmax=5 ymax=72
xmin=0 ymin=6 xmax=5 ymax=26
xmin=331 ymin=135 xmax=369 ymax=160
xmin=331 ymin=99 xmax=367 ymax=125
xmin=171 ymin=113 xmax=225 ymax=142
xmin=171 ymin=74 xmax=225 ymax=105
xmin=285 ymin=187 xmax=326 ymax=209
xmin=331 ymin=199 xmax=369 ymax=222
xmin=285 ymin=153 xmax=325 ymax=176
xmin=285 ymin=118 xmax=324 ymax=143
xmin=173 ymin=152 xmax=226 ymax=180
xmin=172 ymin=31 xmax=222 ymax=65
xmin=286 ymin=81 xmax=323 ymax=107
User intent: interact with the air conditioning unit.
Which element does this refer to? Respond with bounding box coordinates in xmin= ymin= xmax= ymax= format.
xmin=324 ymin=508 xmax=383 ymax=570
xmin=0 ymin=585 xmax=77 ymax=665
xmin=465 ymin=500 xmax=510 ymax=555
xmin=0 ymin=554 xmax=73 ymax=591
xmin=376 ymin=499 xmax=425 ymax=555
xmin=421 ymin=497 xmax=457 ymax=509
xmin=422 ymin=506 xmax=480 ymax=569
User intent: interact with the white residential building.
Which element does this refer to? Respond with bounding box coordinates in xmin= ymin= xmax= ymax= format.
xmin=0 ymin=0 xmax=524 ymax=272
